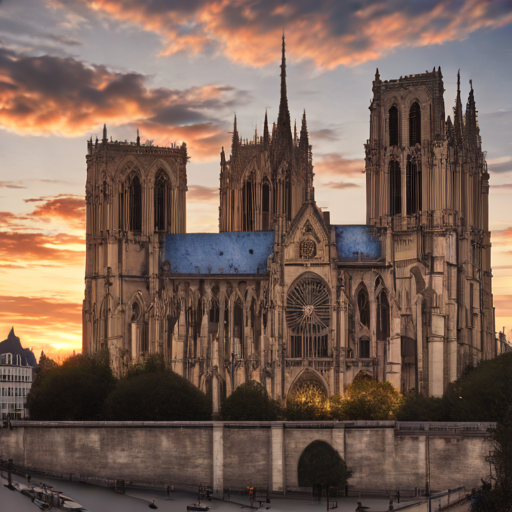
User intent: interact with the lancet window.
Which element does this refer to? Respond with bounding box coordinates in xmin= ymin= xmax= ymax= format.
xmin=409 ymin=102 xmax=421 ymax=146
xmin=129 ymin=175 xmax=142 ymax=232
xmin=233 ymin=298 xmax=244 ymax=358
xmin=389 ymin=160 xmax=402 ymax=216
xmin=389 ymin=106 xmax=399 ymax=146
xmin=359 ymin=337 xmax=370 ymax=358
xmin=357 ymin=289 xmax=370 ymax=328
xmin=262 ymin=181 xmax=271 ymax=230
xmin=376 ymin=290 xmax=390 ymax=340
xmin=242 ymin=180 xmax=254 ymax=231
xmin=155 ymin=171 xmax=168 ymax=232
xmin=286 ymin=274 xmax=330 ymax=358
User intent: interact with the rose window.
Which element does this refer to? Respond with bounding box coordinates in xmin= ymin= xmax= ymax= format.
xmin=286 ymin=274 xmax=330 ymax=358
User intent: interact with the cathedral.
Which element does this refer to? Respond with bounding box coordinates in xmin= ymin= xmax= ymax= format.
xmin=82 ymin=38 xmax=495 ymax=413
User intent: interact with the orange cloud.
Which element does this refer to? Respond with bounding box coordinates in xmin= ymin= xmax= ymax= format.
xmin=319 ymin=181 xmax=361 ymax=190
xmin=315 ymin=153 xmax=365 ymax=177
xmin=24 ymin=194 xmax=86 ymax=230
xmin=495 ymin=295 xmax=512 ymax=319
xmin=492 ymin=227 xmax=512 ymax=245
xmin=60 ymin=0 xmax=512 ymax=68
xmin=0 ymin=231 xmax=85 ymax=265
xmin=0 ymin=47 xmax=241 ymax=160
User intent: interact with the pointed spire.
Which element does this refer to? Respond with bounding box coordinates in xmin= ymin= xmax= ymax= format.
xmin=453 ymin=70 xmax=463 ymax=142
xmin=254 ymin=124 xmax=258 ymax=143
xmin=232 ymin=114 xmax=239 ymax=150
xmin=273 ymin=34 xmax=293 ymax=166
xmin=294 ymin=119 xmax=297 ymax=144
xmin=299 ymin=109 xmax=309 ymax=151
xmin=102 ymin=123 xmax=107 ymax=142
xmin=375 ymin=68 xmax=380 ymax=81
xmin=263 ymin=109 xmax=269 ymax=146
xmin=136 ymin=128 xmax=140 ymax=146
xmin=465 ymin=79 xmax=479 ymax=149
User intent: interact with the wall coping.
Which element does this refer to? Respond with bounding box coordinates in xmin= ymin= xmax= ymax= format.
xmin=7 ymin=420 xmax=496 ymax=431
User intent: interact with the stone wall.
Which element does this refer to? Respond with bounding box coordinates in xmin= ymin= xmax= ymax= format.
xmin=0 ymin=421 xmax=493 ymax=492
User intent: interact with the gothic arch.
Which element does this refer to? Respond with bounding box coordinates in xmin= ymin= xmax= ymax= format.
xmin=115 ymin=155 xmax=144 ymax=181
xmin=388 ymin=104 xmax=399 ymax=146
xmin=286 ymin=368 xmax=329 ymax=399
xmin=410 ymin=266 xmax=426 ymax=294
xmin=409 ymin=101 xmax=422 ymax=146
xmin=147 ymin=159 xmax=177 ymax=185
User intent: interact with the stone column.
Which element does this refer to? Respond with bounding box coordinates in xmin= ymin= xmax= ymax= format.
xmin=212 ymin=423 xmax=224 ymax=494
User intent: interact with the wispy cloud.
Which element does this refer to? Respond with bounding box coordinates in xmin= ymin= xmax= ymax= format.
xmin=0 ymin=46 xmax=243 ymax=159
xmin=319 ymin=181 xmax=361 ymax=190
xmin=315 ymin=153 xmax=365 ymax=177
xmin=188 ymin=185 xmax=218 ymax=202
xmin=56 ymin=0 xmax=512 ymax=69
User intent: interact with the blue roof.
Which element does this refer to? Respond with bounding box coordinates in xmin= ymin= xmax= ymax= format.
xmin=333 ymin=225 xmax=382 ymax=262
xmin=164 ymin=231 xmax=274 ymax=274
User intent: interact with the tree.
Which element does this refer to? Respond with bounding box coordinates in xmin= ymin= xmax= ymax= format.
xmin=27 ymin=350 xmax=116 ymax=421
xmin=334 ymin=373 xmax=402 ymax=421
xmin=105 ymin=355 xmax=211 ymax=421
xmin=221 ymin=381 xmax=281 ymax=421
xmin=286 ymin=382 xmax=331 ymax=420
xmin=396 ymin=391 xmax=449 ymax=421
xmin=298 ymin=440 xmax=352 ymax=510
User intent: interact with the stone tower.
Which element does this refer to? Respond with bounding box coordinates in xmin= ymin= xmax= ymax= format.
xmin=219 ymin=36 xmax=314 ymax=232
xmin=82 ymin=128 xmax=188 ymax=373
xmin=365 ymin=68 xmax=494 ymax=395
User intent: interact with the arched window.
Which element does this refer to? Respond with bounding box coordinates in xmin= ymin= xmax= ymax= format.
xmin=409 ymin=102 xmax=421 ymax=146
xmin=119 ymin=184 xmax=125 ymax=231
xmin=357 ymin=289 xmax=370 ymax=328
xmin=406 ymin=158 xmax=422 ymax=215
xmin=233 ymin=298 xmax=244 ymax=358
xmin=154 ymin=171 xmax=168 ymax=232
xmin=286 ymin=274 xmax=330 ymax=358
xmin=262 ymin=181 xmax=270 ymax=230
xmin=389 ymin=106 xmax=399 ymax=146
xmin=129 ymin=176 xmax=142 ymax=232
xmin=389 ymin=160 xmax=401 ymax=216
xmin=359 ymin=337 xmax=370 ymax=358
xmin=377 ymin=291 xmax=390 ymax=340
xmin=242 ymin=180 xmax=253 ymax=231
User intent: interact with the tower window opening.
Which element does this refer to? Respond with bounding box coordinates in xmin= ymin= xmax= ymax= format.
xmin=389 ymin=106 xmax=399 ymax=146
xmin=409 ymin=102 xmax=421 ymax=146
xmin=233 ymin=298 xmax=244 ymax=358
xmin=155 ymin=172 xmax=168 ymax=232
xmin=357 ymin=289 xmax=370 ymax=328
xmin=129 ymin=176 xmax=142 ymax=232
xmin=389 ymin=160 xmax=402 ymax=216
xmin=406 ymin=159 xmax=422 ymax=215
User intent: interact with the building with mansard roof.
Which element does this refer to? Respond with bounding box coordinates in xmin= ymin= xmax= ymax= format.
xmin=83 ymin=38 xmax=495 ymax=414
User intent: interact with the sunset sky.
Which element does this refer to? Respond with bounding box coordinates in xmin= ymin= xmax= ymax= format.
xmin=1 ymin=0 xmax=512 ymax=361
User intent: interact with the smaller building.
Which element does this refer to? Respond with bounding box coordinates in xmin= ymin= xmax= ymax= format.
xmin=0 ymin=328 xmax=35 ymax=420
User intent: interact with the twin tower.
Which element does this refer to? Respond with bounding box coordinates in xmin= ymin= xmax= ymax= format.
xmin=83 ymin=38 xmax=494 ymax=409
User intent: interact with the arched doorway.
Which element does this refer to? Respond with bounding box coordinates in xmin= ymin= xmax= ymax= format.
xmin=298 ymin=440 xmax=352 ymax=502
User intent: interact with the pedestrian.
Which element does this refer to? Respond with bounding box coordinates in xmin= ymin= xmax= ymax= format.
xmin=166 ymin=485 xmax=170 ymax=498
xmin=389 ymin=500 xmax=394 ymax=510
xmin=356 ymin=501 xmax=369 ymax=512
xmin=396 ymin=488 xmax=400 ymax=504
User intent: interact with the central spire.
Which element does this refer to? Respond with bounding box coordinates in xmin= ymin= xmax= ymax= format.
xmin=273 ymin=33 xmax=293 ymax=166
xmin=277 ymin=34 xmax=291 ymax=135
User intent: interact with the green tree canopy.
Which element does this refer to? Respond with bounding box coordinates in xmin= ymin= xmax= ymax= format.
xmin=105 ymin=355 xmax=211 ymax=421
xmin=27 ymin=350 xmax=116 ymax=421
xmin=334 ymin=373 xmax=403 ymax=421
xmin=298 ymin=440 xmax=352 ymax=489
xmin=221 ymin=380 xmax=280 ymax=421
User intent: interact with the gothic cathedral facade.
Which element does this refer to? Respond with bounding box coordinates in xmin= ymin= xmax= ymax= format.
xmin=83 ymin=39 xmax=495 ymax=413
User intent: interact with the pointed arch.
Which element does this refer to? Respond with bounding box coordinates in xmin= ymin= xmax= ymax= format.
xmin=262 ymin=178 xmax=271 ymax=230
xmin=377 ymin=290 xmax=390 ymax=340
xmin=147 ymin=158 xmax=177 ymax=185
xmin=115 ymin=155 xmax=143 ymax=181
xmin=406 ymin=156 xmax=422 ymax=215
xmin=287 ymin=368 xmax=329 ymax=399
